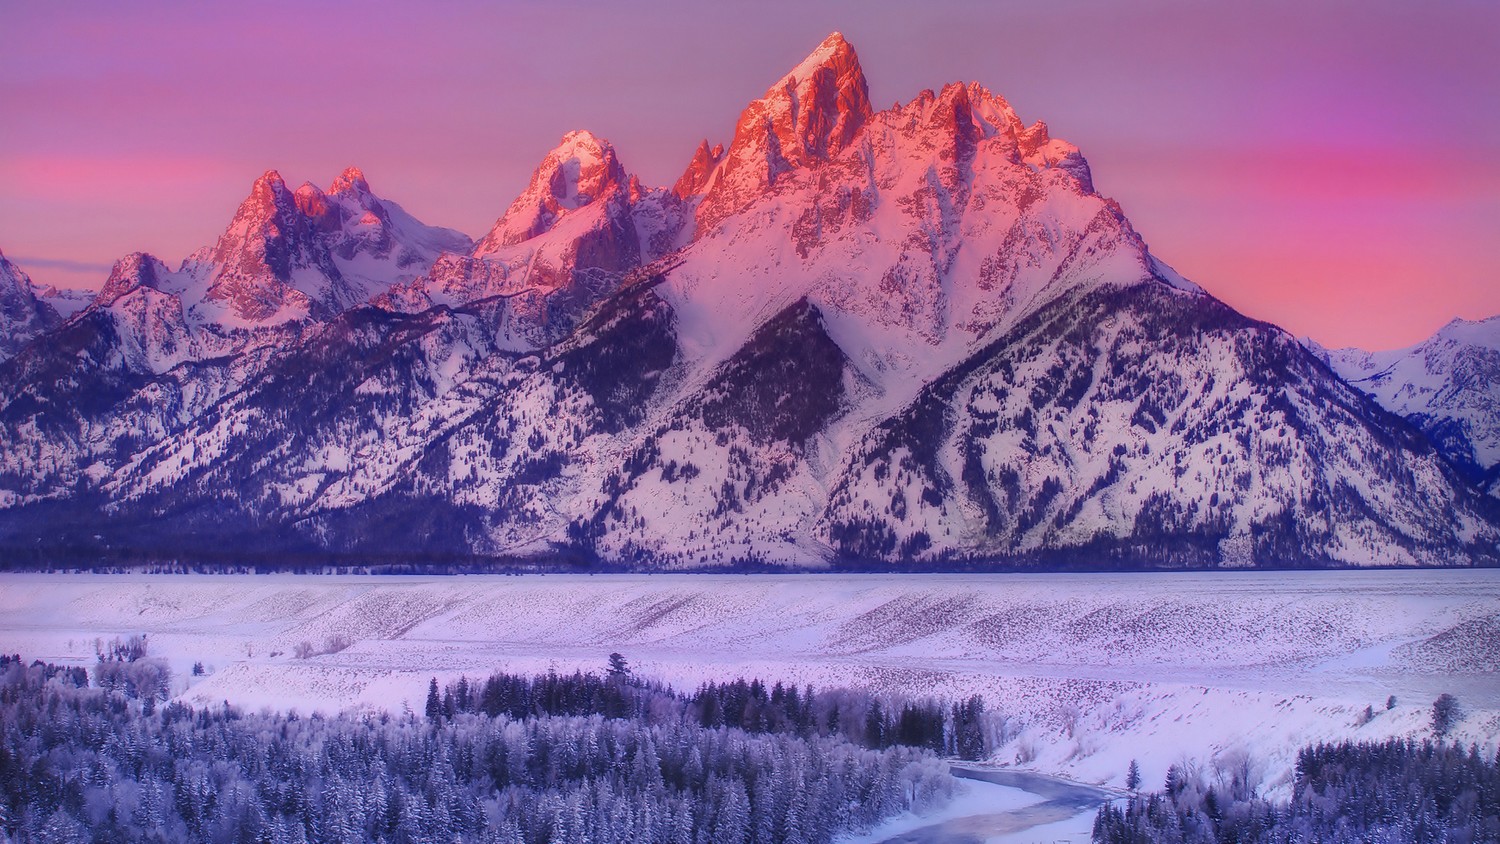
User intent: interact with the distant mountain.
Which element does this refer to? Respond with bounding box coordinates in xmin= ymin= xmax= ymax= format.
xmin=1310 ymin=316 xmax=1500 ymax=498
xmin=0 ymin=169 xmax=471 ymax=513
xmin=0 ymin=32 xmax=1495 ymax=568
xmin=34 ymin=285 xmax=94 ymax=319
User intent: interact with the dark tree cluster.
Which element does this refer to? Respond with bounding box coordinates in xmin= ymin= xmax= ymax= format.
xmin=0 ymin=656 xmax=955 ymax=844
xmin=687 ymin=679 xmax=976 ymax=755
xmin=1093 ymin=738 xmax=1500 ymax=844
xmin=425 ymin=669 xmax=996 ymax=762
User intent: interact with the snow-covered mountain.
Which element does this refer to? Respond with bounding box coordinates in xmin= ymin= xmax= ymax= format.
xmin=0 ymin=169 xmax=471 ymax=511
xmin=0 ymin=33 xmax=1495 ymax=568
xmin=1310 ymin=316 xmax=1500 ymax=498
xmin=0 ymin=250 xmax=61 ymax=361
xmin=380 ymin=130 xmax=688 ymax=347
xmin=53 ymin=166 xmax=474 ymax=369
xmin=191 ymin=166 xmax=472 ymax=327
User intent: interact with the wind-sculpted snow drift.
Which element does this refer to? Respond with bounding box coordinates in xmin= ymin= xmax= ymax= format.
xmin=0 ymin=33 xmax=1496 ymax=568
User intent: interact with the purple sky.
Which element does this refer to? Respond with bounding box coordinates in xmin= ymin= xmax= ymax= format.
xmin=2 ymin=0 xmax=1496 ymax=350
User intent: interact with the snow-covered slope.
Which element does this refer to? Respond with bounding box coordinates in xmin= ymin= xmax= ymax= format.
xmin=0 ymin=33 xmax=1496 ymax=566
xmin=0 ymin=250 xmax=61 ymax=361
xmin=1311 ymin=317 xmax=1500 ymax=498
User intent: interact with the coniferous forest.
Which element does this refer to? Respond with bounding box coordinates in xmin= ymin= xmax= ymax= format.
xmin=0 ymin=653 xmax=959 ymax=844
xmin=1093 ymin=738 xmax=1500 ymax=843
xmin=9 ymin=644 xmax=1497 ymax=844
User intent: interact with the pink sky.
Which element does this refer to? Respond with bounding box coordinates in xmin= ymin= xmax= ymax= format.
xmin=1 ymin=0 xmax=1495 ymax=350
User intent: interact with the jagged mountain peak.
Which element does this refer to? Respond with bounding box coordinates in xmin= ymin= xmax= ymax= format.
xmin=688 ymin=32 xmax=1103 ymax=236
xmin=204 ymin=170 xmax=340 ymax=322
xmin=194 ymin=165 xmax=467 ymax=325
xmin=390 ymin=133 xmax=687 ymax=329
xmin=243 ymin=169 xmax=291 ymax=209
xmin=217 ymin=171 xmax=298 ymax=250
xmin=330 ymin=166 xmax=371 ymax=197
xmin=474 ymin=130 xmax=632 ymax=256
xmin=774 ymin=31 xmax=870 ymax=134
xmin=885 ymin=81 xmax=1093 ymax=193
xmin=293 ymin=181 xmax=332 ymax=219
xmin=96 ymin=252 xmax=171 ymax=305
xmin=673 ymin=139 xmax=725 ymax=199
xmin=691 ymin=33 xmax=875 ymax=232
xmin=757 ymin=31 xmax=872 ymax=160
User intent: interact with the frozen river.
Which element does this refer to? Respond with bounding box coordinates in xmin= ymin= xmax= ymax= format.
xmin=1 ymin=568 xmax=1496 ymax=792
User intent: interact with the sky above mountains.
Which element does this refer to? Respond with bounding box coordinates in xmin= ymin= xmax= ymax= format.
xmin=1 ymin=0 xmax=1495 ymax=350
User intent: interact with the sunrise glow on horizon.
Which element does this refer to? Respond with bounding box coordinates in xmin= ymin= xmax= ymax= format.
xmin=1 ymin=0 xmax=1495 ymax=351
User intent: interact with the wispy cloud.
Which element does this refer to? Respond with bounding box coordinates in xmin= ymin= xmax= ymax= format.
xmin=9 ymin=255 xmax=113 ymax=274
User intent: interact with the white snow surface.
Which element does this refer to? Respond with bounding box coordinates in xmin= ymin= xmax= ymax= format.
xmin=839 ymin=778 xmax=1045 ymax=844
xmin=2 ymin=569 xmax=1495 ymax=798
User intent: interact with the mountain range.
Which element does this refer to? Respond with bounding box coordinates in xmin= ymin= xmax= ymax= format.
xmin=2 ymin=33 xmax=1496 ymax=569
xmin=1308 ymin=318 xmax=1500 ymax=500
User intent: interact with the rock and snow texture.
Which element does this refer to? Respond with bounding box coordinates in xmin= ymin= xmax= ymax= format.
xmin=381 ymin=130 xmax=688 ymax=347
xmin=1312 ymin=317 xmax=1500 ymax=498
xmin=0 ymin=33 xmax=1497 ymax=566
xmin=201 ymin=167 xmax=472 ymax=325
xmin=0 ymin=250 xmax=61 ymax=361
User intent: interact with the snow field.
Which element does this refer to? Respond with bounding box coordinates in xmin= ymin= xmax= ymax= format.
xmin=0 ymin=569 xmax=1495 ymax=799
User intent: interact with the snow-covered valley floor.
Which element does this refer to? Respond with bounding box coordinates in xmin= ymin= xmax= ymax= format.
xmin=1 ymin=570 xmax=1495 ymax=798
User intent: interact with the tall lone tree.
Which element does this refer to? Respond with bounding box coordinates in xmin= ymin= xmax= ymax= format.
xmin=607 ymin=652 xmax=631 ymax=678
xmin=1126 ymin=759 xmax=1141 ymax=793
xmin=1432 ymin=693 xmax=1459 ymax=736
xmin=425 ymin=677 xmax=442 ymax=722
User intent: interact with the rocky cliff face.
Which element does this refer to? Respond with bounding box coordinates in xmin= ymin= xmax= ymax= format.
xmin=0 ymin=250 xmax=61 ymax=362
xmin=0 ymin=33 xmax=1495 ymax=568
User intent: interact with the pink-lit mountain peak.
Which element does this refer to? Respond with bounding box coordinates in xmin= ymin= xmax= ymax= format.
xmin=199 ymin=164 xmax=473 ymax=324
xmin=686 ymin=32 xmax=873 ymax=232
xmin=213 ymin=171 xmax=299 ymax=263
xmin=688 ymin=32 xmax=1096 ymax=237
xmin=767 ymin=31 xmax=872 ymax=163
xmin=673 ymin=140 xmax=725 ymax=200
xmin=737 ymin=31 xmax=872 ymax=170
xmin=474 ymin=130 xmax=632 ymax=254
xmin=232 ymin=167 xmax=378 ymax=222
xmin=330 ymin=166 xmax=371 ymax=197
xmin=96 ymin=252 xmax=170 ymax=305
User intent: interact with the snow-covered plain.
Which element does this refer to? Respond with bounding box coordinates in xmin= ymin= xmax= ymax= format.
xmin=1 ymin=570 xmax=1495 ymax=798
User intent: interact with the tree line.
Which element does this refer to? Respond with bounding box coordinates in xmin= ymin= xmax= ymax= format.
xmin=0 ymin=652 xmax=959 ymax=844
xmin=1094 ymin=737 xmax=1500 ymax=843
xmin=422 ymin=663 xmax=995 ymax=761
